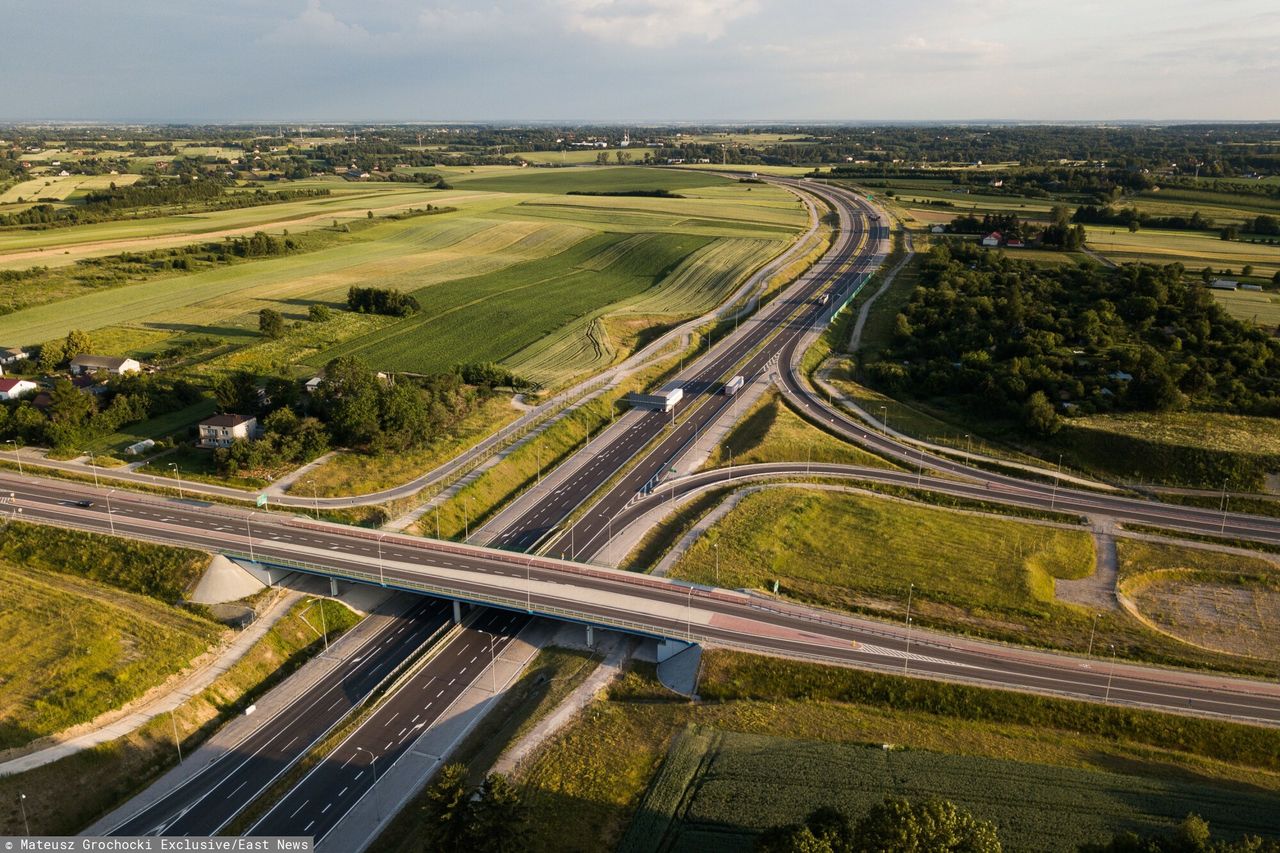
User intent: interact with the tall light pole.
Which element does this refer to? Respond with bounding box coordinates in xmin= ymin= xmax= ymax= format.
xmin=713 ymin=542 xmax=719 ymax=586
xmin=246 ymin=511 xmax=257 ymax=563
xmin=355 ymin=747 xmax=382 ymax=821
xmin=302 ymin=598 xmax=329 ymax=650
xmin=85 ymin=450 xmax=100 ymax=488
xmin=5 ymin=439 xmax=21 ymax=475
xmin=1087 ymin=612 xmax=1100 ymax=658
xmin=307 ymin=478 xmax=319 ymax=519
xmin=1104 ymin=644 xmax=1117 ymax=703
xmin=1220 ymin=479 xmax=1229 ymax=534
xmin=171 ymin=710 xmax=183 ymax=764
xmin=478 ymin=629 xmax=499 ymax=694
xmin=903 ymin=583 xmax=914 ymax=675
xmin=526 ymin=557 xmax=533 ymax=612
xmin=686 ymin=585 xmax=693 ymax=641
xmin=18 ymin=792 xmax=29 ymax=835
xmin=106 ymin=488 xmax=116 ymax=535
xmin=1051 ymin=454 xmax=1063 ymax=510
xmin=434 ymin=504 xmax=441 ymax=540
xmin=168 ymin=462 xmax=184 ymax=500
xmin=879 ymin=405 xmax=888 ymax=434
xmin=916 ymin=446 xmax=925 ymax=487
xmin=463 ymin=497 xmax=471 ymax=541
xmin=965 ymin=434 xmax=972 ymax=455
xmin=376 ymin=533 xmax=386 ymax=585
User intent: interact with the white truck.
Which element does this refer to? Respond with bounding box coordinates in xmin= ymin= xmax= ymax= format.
xmin=723 ymin=375 xmax=745 ymax=396
xmin=626 ymin=383 xmax=683 ymax=413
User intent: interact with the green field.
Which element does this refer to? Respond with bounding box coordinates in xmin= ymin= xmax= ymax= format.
xmin=1083 ymin=225 xmax=1280 ymax=276
xmin=621 ymin=726 xmax=1280 ymax=853
xmin=0 ymin=560 xmax=218 ymax=749
xmin=668 ymin=487 xmax=1277 ymax=671
xmin=1215 ymin=287 xmax=1280 ymax=330
xmin=0 ymin=169 xmax=804 ymax=388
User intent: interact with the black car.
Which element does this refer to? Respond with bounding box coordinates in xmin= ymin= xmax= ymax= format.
xmin=74 ymin=499 xmax=94 ymax=508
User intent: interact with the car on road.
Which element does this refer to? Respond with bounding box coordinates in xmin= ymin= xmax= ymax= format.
xmin=74 ymin=499 xmax=94 ymax=508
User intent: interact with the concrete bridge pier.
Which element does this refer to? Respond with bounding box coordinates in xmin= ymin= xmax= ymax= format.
xmin=586 ymin=625 xmax=594 ymax=647
xmin=452 ymin=600 xmax=463 ymax=624
xmin=329 ymin=577 xmax=339 ymax=596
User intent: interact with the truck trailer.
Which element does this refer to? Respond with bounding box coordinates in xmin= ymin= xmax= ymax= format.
xmin=626 ymin=383 xmax=683 ymax=413
xmin=723 ymin=375 xmax=745 ymax=396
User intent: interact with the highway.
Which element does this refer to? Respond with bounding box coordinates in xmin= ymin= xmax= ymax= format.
xmin=7 ymin=472 xmax=1280 ymax=726
xmin=107 ymin=595 xmax=451 ymax=836
xmin=250 ymin=609 xmax=528 ymax=841
xmin=482 ymin=178 xmax=887 ymax=556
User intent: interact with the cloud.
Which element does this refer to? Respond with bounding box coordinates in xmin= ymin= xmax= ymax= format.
xmin=558 ymin=0 xmax=759 ymax=48
xmin=264 ymin=0 xmax=369 ymax=46
xmin=895 ymin=34 xmax=1007 ymax=68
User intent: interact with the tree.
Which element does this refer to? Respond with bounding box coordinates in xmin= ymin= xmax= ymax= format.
xmin=258 ymin=308 xmax=285 ymax=339
xmin=852 ymin=797 xmax=1001 ymax=853
xmin=1128 ymin=220 xmax=1140 ymax=233
xmin=64 ymin=329 xmax=92 ymax=361
xmin=1242 ymin=264 xmax=1254 ymax=277
xmin=308 ymin=304 xmax=333 ymax=322
xmin=421 ymin=763 xmax=471 ymax=851
xmin=467 ymin=774 xmax=529 ymax=853
xmin=213 ymin=370 xmax=259 ymax=414
xmin=1273 ymin=271 xmax=1280 ymax=286
xmin=317 ymin=356 xmax=380 ymax=446
xmin=37 ymin=338 xmax=66 ymax=373
xmin=1021 ymin=391 xmax=1060 ymax=436
xmin=376 ymin=381 xmax=430 ymax=452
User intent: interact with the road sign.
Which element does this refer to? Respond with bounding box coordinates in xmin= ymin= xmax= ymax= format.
xmin=256 ymin=494 xmax=268 ymax=507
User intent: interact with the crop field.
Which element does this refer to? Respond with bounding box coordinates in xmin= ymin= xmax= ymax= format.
xmin=0 ymin=560 xmax=218 ymax=749
xmin=444 ymin=165 xmax=725 ymax=194
xmin=621 ymin=726 xmax=1280 ymax=853
xmin=1215 ymin=287 xmax=1280 ymax=329
xmin=1082 ymin=225 xmax=1280 ymax=275
xmin=0 ymin=173 xmax=141 ymax=204
xmin=0 ymin=168 xmax=803 ymax=390
xmin=313 ymin=230 xmax=713 ymax=375
xmin=1117 ymin=540 xmax=1280 ymax=662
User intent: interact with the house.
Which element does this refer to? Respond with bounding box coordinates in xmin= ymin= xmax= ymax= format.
xmin=304 ymin=375 xmax=325 ymax=394
xmin=930 ymin=225 xmax=946 ymax=234
xmin=0 ymin=378 xmax=37 ymax=401
xmin=1210 ymin=279 xmax=1239 ymax=291
xmin=1109 ymin=371 xmax=1133 ymax=382
xmin=981 ymin=232 xmax=1001 ymax=247
xmin=0 ymin=347 xmax=31 ymax=366
xmin=69 ymin=355 xmax=141 ymax=377
xmin=1241 ymin=284 xmax=1264 ymax=292
xmin=198 ymin=413 xmax=258 ymax=449
xmin=1006 ymin=238 xmax=1025 ymax=248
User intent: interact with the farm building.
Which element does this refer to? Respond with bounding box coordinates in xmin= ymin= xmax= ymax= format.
xmin=931 ymin=225 xmax=946 ymax=234
xmin=0 ymin=347 xmax=30 ymax=366
xmin=198 ymin=414 xmax=258 ymax=449
xmin=1241 ymin=284 xmax=1264 ymax=292
xmin=0 ymin=378 xmax=37 ymax=401
xmin=1006 ymin=238 xmax=1025 ymax=248
xmin=1210 ymin=279 xmax=1239 ymax=291
xmin=981 ymin=232 xmax=1001 ymax=247
xmin=125 ymin=439 xmax=156 ymax=456
xmin=69 ymin=354 xmax=141 ymax=377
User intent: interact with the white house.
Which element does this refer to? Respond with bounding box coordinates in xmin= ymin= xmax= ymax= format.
xmin=69 ymin=354 xmax=141 ymax=377
xmin=1210 ymin=279 xmax=1239 ymax=291
xmin=930 ymin=225 xmax=946 ymax=234
xmin=981 ymin=231 xmax=1002 ymax=247
xmin=0 ymin=347 xmax=30 ymax=366
xmin=0 ymin=378 xmax=37 ymax=401
xmin=198 ymin=413 xmax=258 ymax=449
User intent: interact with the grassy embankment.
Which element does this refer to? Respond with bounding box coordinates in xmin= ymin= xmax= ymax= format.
xmin=1116 ymin=540 xmax=1279 ymax=663
xmin=0 ymin=523 xmax=216 ymax=749
xmin=517 ymin=651 xmax=1280 ymax=853
xmin=0 ymin=596 xmax=359 ymax=835
xmin=666 ymin=487 xmax=1277 ymax=675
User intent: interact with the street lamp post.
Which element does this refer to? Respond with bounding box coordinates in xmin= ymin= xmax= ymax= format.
xmin=903 ymin=583 xmax=914 ymax=675
xmin=355 ymin=747 xmax=382 ymax=821
xmin=1104 ymin=644 xmax=1117 ymax=704
xmin=168 ymin=462 xmax=184 ymax=500
xmin=713 ymin=542 xmax=719 ymax=586
xmin=526 ymin=557 xmax=533 ymax=612
xmin=106 ymin=488 xmax=116 ymax=535
xmin=1051 ymin=454 xmax=1063 ymax=510
xmin=86 ymin=450 xmax=100 ymax=488
xmin=246 ymin=511 xmax=257 ymax=563
xmin=5 ymin=440 xmax=21 ymax=475
xmin=376 ymin=533 xmax=386 ymax=585
xmin=478 ymin=629 xmax=499 ymax=694
xmin=434 ymin=504 xmax=441 ymax=540
xmin=1220 ymin=479 xmax=1229 ymax=534
xmin=464 ymin=497 xmax=471 ymax=541
xmin=879 ymin=405 xmax=888 ymax=434
xmin=171 ymin=710 xmax=183 ymax=764
xmin=307 ymin=478 xmax=319 ymax=520
xmin=302 ymin=598 xmax=330 ymax=650
xmin=1087 ymin=613 xmax=1100 ymax=658
xmin=18 ymin=792 xmax=29 ymax=835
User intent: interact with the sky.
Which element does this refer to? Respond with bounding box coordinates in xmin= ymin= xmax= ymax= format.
xmin=3 ymin=0 xmax=1278 ymax=123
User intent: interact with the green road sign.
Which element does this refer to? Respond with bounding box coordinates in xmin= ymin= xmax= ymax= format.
xmin=256 ymin=493 xmax=268 ymax=507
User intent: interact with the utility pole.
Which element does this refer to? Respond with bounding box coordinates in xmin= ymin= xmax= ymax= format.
xmin=5 ymin=440 xmax=22 ymax=474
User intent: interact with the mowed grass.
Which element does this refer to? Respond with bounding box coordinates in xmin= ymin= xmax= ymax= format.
xmin=1083 ymin=225 xmax=1280 ymax=275
xmin=314 ymin=231 xmax=714 ymax=375
xmin=0 ymin=173 xmax=141 ymax=204
xmin=1116 ymin=540 xmax=1280 ymax=662
xmin=445 ymin=165 xmax=725 ymax=194
xmin=621 ymin=726 xmax=1280 ymax=853
xmin=0 ymin=560 xmax=219 ymax=750
xmin=702 ymin=390 xmax=894 ymax=470
xmin=1068 ymin=411 xmax=1280 ymax=458
xmin=1214 ymin=288 xmax=1280 ymax=330
xmin=517 ymin=654 xmax=1280 ymax=853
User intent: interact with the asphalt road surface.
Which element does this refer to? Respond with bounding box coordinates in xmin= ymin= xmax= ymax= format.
xmin=250 ymin=609 xmax=528 ymax=841
xmin=106 ymin=596 xmax=451 ymax=836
